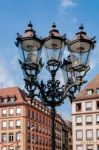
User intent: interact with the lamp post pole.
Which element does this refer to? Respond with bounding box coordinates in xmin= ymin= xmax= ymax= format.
xmin=15 ymin=22 xmax=96 ymax=150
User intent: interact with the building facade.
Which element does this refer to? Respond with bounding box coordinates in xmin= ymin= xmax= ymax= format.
xmin=0 ymin=87 xmax=72 ymax=150
xmin=72 ymin=74 xmax=99 ymax=150
xmin=62 ymin=120 xmax=72 ymax=150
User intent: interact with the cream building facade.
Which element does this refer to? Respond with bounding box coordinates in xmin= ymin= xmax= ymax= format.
xmin=72 ymin=74 xmax=99 ymax=150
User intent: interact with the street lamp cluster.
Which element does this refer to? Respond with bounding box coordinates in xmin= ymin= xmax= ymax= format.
xmin=15 ymin=22 xmax=96 ymax=150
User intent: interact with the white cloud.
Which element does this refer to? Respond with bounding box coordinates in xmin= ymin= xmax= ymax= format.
xmin=59 ymin=0 xmax=76 ymax=20
xmin=61 ymin=0 xmax=75 ymax=8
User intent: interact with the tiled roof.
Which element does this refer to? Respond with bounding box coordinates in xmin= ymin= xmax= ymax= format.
xmin=75 ymin=74 xmax=99 ymax=101
xmin=0 ymin=87 xmax=28 ymax=104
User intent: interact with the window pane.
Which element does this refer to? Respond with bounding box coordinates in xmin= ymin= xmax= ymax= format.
xmin=16 ymin=108 xmax=21 ymax=114
xmin=9 ymin=121 xmax=14 ymax=128
xmin=86 ymin=102 xmax=92 ymax=111
xmin=96 ymin=89 xmax=99 ymax=94
xmin=86 ymin=130 xmax=93 ymax=139
xmin=76 ymin=103 xmax=81 ymax=111
xmin=87 ymin=144 xmax=93 ymax=150
xmin=76 ymin=130 xmax=83 ymax=140
xmin=2 ymin=133 xmax=7 ymax=142
xmin=96 ymin=115 xmax=99 ymax=123
xmin=9 ymin=109 xmax=14 ymax=115
xmin=96 ymin=129 xmax=99 ymax=139
xmin=2 ymin=147 xmax=7 ymax=150
xmin=2 ymin=109 xmax=7 ymax=115
xmin=86 ymin=115 xmax=92 ymax=124
xmin=2 ymin=121 xmax=7 ymax=128
xmin=76 ymin=145 xmax=83 ymax=150
xmin=76 ymin=116 xmax=82 ymax=125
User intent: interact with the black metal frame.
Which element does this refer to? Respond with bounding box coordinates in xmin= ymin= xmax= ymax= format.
xmin=19 ymin=58 xmax=89 ymax=150
xmin=15 ymin=23 xmax=96 ymax=150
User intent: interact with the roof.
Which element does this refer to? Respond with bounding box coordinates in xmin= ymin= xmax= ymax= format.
xmin=0 ymin=87 xmax=28 ymax=104
xmin=75 ymin=74 xmax=99 ymax=101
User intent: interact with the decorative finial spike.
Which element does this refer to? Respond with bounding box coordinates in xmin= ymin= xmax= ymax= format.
xmin=79 ymin=24 xmax=84 ymax=31
xmin=28 ymin=21 xmax=33 ymax=28
xmin=52 ymin=22 xmax=56 ymax=29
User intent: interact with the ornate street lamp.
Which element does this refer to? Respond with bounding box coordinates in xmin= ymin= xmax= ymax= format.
xmin=15 ymin=22 xmax=96 ymax=150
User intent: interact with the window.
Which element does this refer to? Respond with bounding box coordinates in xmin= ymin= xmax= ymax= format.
xmin=9 ymin=133 xmax=14 ymax=142
xmin=1 ymin=147 xmax=7 ymax=150
xmin=2 ymin=133 xmax=7 ymax=142
xmin=16 ymin=146 xmax=21 ymax=150
xmin=86 ymin=145 xmax=93 ymax=150
xmin=9 ymin=120 xmax=14 ymax=128
xmin=96 ymin=129 xmax=99 ymax=139
xmin=76 ymin=145 xmax=83 ymax=150
xmin=76 ymin=116 xmax=82 ymax=126
xmin=96 ymin=101 xmax=99 ymax=109
xmin=27 ymin=120 xmax=30 ymax=129
xmin=27 ymin=133 xmax=30 ymax=142
xmin=96 ymin=88 xmax=99 ymax=94
xmin=87 ymin=89 xmax=93 ymax=95
xmin=16 ymin=107 xmax=21 ymax=115
xmin=16 ymin=120 xmax=21 ymax=128
xmin=27 ymin=146 xmax=30 ymax=150
xmin=16 ymin=132 xmax=21 ymax=141
xmin=27 ymin=109 xmax=30 ymax=117
xmin=9 ymin=146 xmax=14 ymax=150
xmin=76 ymin=103 xmax=81 ymax=111
xmin=9 ymin=108 xmax=14 ymax=116
xmin=76 ymin=130 xmax=83 ymax=141
xmin=86 ymin=115 xmax=93 ymax=125
xmin=86 ymin=102 xmax=92 ymax=111
xmin=2 ymin=109 xmax=7 ymax=116
xmin=2 ymin=121 xmax=7 ymax=129
xmin=9 ymin=97 xmax=15 ymax=103
xmin=97 ymin=145 xmax=99 ymax=150
xmin=96 ymin=114 xmax=99 ymax=124
xmin=2 ymin=98 xmax=8 ymax=103
xmin=86 ymin=130 xmax=93 ymax=140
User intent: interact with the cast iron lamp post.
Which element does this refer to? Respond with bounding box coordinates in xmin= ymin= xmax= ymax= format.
xmin=15 ymin=22 xmax=96 ymax=150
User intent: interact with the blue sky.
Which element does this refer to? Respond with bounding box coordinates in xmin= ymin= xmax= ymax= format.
xmin=0 ymin=0 xmax=99 ymax=120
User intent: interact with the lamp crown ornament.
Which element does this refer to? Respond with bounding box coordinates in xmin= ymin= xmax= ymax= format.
xmin=79 ymin=24 xmax=84 ymax=31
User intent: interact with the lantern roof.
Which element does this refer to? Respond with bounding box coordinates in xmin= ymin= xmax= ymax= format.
xmin=22 ymin=21 xmax=36 ymax=38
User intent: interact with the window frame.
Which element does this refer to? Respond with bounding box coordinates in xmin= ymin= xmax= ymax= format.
xmin=76 ymin=145 xmax=83 ymax=150
xmin=9 ymin=108 xmax=14 ymax=116
xmin=76 ymin=116 xmax=82 ymax=126
xmin=76 ymin=103 xmax=82 ymax=112
xmin=86 ymin=115 xmax=93 ymax=125
xmin=86 ymin=129 xmax=93 ymax=140
xmin=85 ymin=101 xmax=92 ymax=111
xmin=76 ymin=130 xmax=83 ymax=141
xmin=96 ymin=114 xmax=99 ymax=124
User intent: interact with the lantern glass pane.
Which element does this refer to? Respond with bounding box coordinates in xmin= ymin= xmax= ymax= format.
xmin=70 ymin=50 xmax=89 ymax=67
xmin=70 ymin=41 xmax=91 ymax=53
xmin=21 ymin=39 xmax=41 ymax=52
xmin=44 ymin=39 xmax=62 ymax=49
xmin=45 ymin=48 xmax=63 ymax=62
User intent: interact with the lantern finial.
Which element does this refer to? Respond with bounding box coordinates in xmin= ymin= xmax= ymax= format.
xmin=79 ymin=24 xmax=84 ymax=31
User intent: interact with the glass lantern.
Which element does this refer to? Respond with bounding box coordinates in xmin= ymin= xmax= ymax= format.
xmin=68 ymin=24 xmax=94 ymax=72
xmin=44 ymin=23 xmax=65 ymax=66
xmin=16 ymin=22 xmax=43 ymax=69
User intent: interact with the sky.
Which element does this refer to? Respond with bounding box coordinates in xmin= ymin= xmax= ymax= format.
xmin=0 ymin=0 xmax=99 ymax=120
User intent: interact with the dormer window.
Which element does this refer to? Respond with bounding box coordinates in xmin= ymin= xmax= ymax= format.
xmin=2 ymin=98 xmax=8 ymax=103
xmin=86 ymin=89 xmax=93 ymax=95
xmin=96 ymin=88 xmax=99 ymax=94
xmin=10 ymin=97 xmax=15 ymax=103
